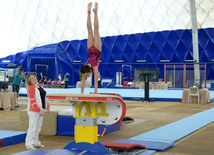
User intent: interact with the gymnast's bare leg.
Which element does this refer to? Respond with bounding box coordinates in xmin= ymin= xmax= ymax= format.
xmin=92 ymin=2 xmax=101 ymax=94
xmin=87 ymin=2 xmax=93 ymax=49
xmin=81 ymin=2 xmax=101 ymax=94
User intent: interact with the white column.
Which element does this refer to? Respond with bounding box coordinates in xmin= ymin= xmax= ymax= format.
xmin=189 ymin=0 xmax=200 ymax=84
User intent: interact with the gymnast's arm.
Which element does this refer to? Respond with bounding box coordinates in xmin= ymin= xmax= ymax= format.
xmin=93 ymin=66 xmax=98 ymax=94
xmin=81 ymin=76 xmax=86 ymax=94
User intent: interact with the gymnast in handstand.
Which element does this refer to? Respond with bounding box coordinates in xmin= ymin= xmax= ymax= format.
xmin=80 ymin=2 xmax=101 ymax=94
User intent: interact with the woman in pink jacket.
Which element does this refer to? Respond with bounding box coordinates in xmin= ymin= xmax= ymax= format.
xmin=25 ymin=73 xmax=50 ymax=150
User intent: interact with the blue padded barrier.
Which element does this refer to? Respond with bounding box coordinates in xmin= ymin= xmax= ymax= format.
xmin=57 ymin=116 xmax=75 ymax=137
xmin=0 ymin=130 xmax=26 ymax=147
xmin=98 ymin=123 xmax=120 ymax=135
xmin=57 ymin=115 xmax=120 ymax=137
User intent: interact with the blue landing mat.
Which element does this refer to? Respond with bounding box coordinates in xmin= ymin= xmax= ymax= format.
xmin=19 ymin=88 xmax=214 ymax=102
xmin=13 ymin=149 xmax=107 ymax=155
xmin=0 ymin=130 xmax=27 ymax=147
xmin=19 ymin=88 xmax=184 ymax=101
xmin=137 ymin=150 xmax=156 ymax=155
xmin=112 ymin=107 xmax=214 ymax=154
xmin=114 ymin=139 xmax=173 ymax=151
xmin=131 ymin=108 xmax=214 ymax=143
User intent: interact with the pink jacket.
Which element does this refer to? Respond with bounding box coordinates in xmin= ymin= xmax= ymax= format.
xmin=27 ymin=84 xmax=50 ymax=113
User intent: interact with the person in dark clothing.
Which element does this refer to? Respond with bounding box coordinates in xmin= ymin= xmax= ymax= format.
xmin=39 ymin=72 xmax=43 ymax=84
xmin=64 ymin=73 xmax=70 ymax=88
xmin=12 ymin=68 xmax=24 ymax=107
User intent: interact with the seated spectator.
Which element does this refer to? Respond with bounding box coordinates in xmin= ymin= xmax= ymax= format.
xmin=52 ymin=79 xmax=56 ymax=85
xmin=61 ymin=78 xmax=65 ymax=84
xmin=44 ymin=78 xmax=47 ymax=86
xmin=61 ymin=78 xmax=65 ymax=88
xmin=58 ymin=80 xmax=61 ymax=87
xmin=57 ymin=77 xmax=61 ymax=86
xmin=47 ymin=79 xmax=51 ymax=85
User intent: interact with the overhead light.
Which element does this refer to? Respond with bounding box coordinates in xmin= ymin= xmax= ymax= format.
xmin=114 ymin=60 xmax=124 ymax=63
xmin=72 ymin=60 xmax=82 ymax=63
xmin=159 ymin=60 xmax=171 ymax=63
xmin=210 ymin=59 xmax=214 ymax=62
xmin=184 ymin=60 xmax=196 ymax=62
xmin=136 ymin=60 xmax=147 ymax=63
xmin=100 ymin=60 xmax=103 ymax=63
xmin=1 ymin=60 xmax=11 ymax=63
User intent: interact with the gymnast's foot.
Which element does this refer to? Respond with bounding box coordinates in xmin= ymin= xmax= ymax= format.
xmin=88 ymin=2 xmax=92 ymax=13
xmin=93 ymin=2 xmax=98 ymax=13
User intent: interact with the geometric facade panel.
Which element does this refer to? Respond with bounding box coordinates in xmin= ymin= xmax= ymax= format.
xmin=59 ymin=28 xmax=214 ymax=82
xmin=1 ymin=28 xmax=214 ymax=84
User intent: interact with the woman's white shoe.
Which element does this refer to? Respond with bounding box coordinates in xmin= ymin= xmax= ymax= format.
xmin=26 ymin=146 xmax=36 ymax=150
xmin=33 ymin=144 xmax=45 ymax=148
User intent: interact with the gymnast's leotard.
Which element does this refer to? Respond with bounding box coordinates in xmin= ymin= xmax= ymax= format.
xmin=85 ymin=46 xmax=101 ymax=70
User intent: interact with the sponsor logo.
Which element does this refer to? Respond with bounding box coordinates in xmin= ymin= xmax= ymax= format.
xmin=66 ymin=97 xmax=78 ymax=100
xmin=107 ymin=98 xmax=112 ymax=101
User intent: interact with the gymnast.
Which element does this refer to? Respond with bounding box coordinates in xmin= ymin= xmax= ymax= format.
xmin=80 ymin=2 xmax=101 ymax=94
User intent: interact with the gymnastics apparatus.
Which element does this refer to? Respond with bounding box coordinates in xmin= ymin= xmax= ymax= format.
xmin=14 ymin=93 xmax=147 ymax=155
xmin=48 ymin=93 xmax=147 ymax=154
xmin=48 ymin=93 xmax=126 ymax=154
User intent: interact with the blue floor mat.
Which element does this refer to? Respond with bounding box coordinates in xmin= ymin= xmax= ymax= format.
xmin=131 ymin=108 xmax=214 ymax=142
xmin=13 ymin=149 xmax=107 ymax=155
xmin=137 ymin=150 xmax=156 ymax=155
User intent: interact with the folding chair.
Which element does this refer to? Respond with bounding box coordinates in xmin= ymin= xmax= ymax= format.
xmin=188 ymin=87 xmax=200 ymax=104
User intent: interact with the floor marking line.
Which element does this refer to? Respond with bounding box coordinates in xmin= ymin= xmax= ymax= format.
xmin=78 ymin=150 xmax=87 ymax=155
xmin=45 ymin=149 xmax=60 ymax=155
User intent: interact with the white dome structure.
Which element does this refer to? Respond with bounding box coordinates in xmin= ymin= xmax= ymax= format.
xmin=0 ymin=0 xmax=213 ymax=58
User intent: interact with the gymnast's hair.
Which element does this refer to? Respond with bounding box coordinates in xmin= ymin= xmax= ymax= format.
xmin=80 ymin=65 xmax=92 ymax=74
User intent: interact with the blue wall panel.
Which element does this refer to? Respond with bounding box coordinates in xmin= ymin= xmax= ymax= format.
xmin=0 ymin=28 xmax=214 ymax=85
